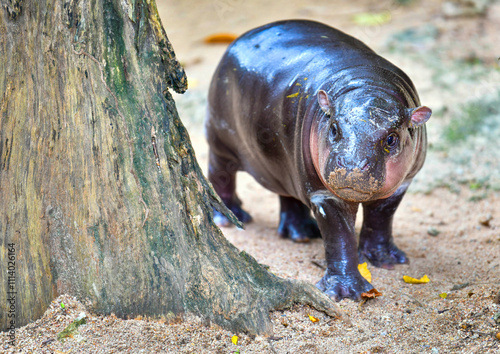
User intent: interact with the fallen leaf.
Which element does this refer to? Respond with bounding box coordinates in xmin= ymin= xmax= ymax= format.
xmin=352 ymin=12 xmax=391 ymax=26
xmin=204 ymin=33 xmax=238 ymax=44
xmin=361 ymin=288 xmax=382 ymax=299
xmin=439 ymin=292 xmax=448 ymax=299
xmin=231 ymin=335 xmax=238 ymax=345
xmin=479 ymin=213 xmax=493 ymax=227
xmin=403 ymin=274 xmax=430 ymax=284
xmin=358 ymin=262 xmax=372 ymax=283
xmin=308 ymin=314 xmax=319 ymax=323
xmin=57 ymin=313 xmax=87 ymax=341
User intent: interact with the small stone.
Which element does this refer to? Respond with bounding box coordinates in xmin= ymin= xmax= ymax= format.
xmin=450 ymin=282 xmax=470 ymax=291
xmin=76 ymin=312 xmax=87 ymax=321
xmin=479 ymin=214 xmax=493 ymax=227
xmin=494 ymin=311 xmax=500 ymax=324
xmin=496 ymin=332 xmax=500 ymax=341
xmin=427 ymin=227 xmax=440 ymax=237
xmin=442 ymin=0 xmax=490 ymax=17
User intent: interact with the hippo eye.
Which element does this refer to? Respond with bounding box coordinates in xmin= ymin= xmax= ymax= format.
xmin=329 ymin=122 xmax=339 ymax=142
xmin=331 ymin=124 xmax=337 ymax=137
xmin=386 ymin=133 xmax=399 ymax=148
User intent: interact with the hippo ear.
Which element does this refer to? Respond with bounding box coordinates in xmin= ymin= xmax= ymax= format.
xmin=408 ymin=106 xmax=432 ymax=127
xmin=317 ymin=90 xmax=333 ymax=116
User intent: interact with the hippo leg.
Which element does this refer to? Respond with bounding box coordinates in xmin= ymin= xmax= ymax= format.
xmin=312 ymin=195 xmax=373 ymax=300
xmin=359 ymin=182 xmax=410 ymax=269
xmin=208 ymin=150 xmax=252 ymax=226
xmin=277 ymin=196 xmax=320 ymax=242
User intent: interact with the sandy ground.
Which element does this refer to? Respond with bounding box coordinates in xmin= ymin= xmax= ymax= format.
xmin=2 ymin=0 xmax=500 ymax=353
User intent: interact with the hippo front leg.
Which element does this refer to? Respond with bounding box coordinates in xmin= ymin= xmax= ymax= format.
xmin=311 ymin=193 xmax=373 ymax=301
xmin=359 ymin=181 xmax=411 ymax=269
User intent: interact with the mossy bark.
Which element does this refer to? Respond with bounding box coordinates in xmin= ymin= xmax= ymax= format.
xmin=0 ymin=0 xmax=344 ymax=334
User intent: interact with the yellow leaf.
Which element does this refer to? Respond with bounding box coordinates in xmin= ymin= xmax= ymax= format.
xmin=204 ymin=33 xmax=238 ymax=44
xmin=286 ymin=92 xmax=299 ymax=98
xmin=403 ymin=274 xmax=430 ymax=284
xmin=308 ymin=314 xmax=319 ymax=323
xmin=439 ymin=292 xmax=448 ymax=299
xmin=352 ymin=12 xmax=391 ymax=26
xmin=231 ymin=335 xmax=238 ymax=345
xmin=358 ymin=262 xmax=372 ymax=283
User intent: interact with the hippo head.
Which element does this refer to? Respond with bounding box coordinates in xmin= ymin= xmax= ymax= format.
xmin=310 ymin=89 xmax=431 ymax=202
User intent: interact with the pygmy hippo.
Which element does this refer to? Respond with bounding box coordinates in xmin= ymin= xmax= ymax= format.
xmin=205 ymin=20 xmax=432 ymax=300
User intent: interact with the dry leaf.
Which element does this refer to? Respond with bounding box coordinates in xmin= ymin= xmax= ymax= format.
xmin=361 ymin=288 xmax=382 ymax=299
xmin=439 ymin=292 xmax=448 ymax=299
xmin=358 ymin=262 xmax=372 ymax=283
xmin=204 ymin=33 xmax=238 ymax=44
xmin=231 ymin=335 xmax=238 ymax=345
xmin=403 ymin=274 xmax=430 ymax=284
xmin=308 ymin=314 xmax=319 ymax=323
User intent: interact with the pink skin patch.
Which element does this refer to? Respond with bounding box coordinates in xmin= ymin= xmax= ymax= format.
xmin=378 ymin=156 xmax=410 ymax=199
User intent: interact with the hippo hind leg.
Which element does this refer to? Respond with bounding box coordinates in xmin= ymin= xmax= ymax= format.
xmin=359 ymin=183 xmax=410 ymax=269
xmin=208 ymin=149 xmax=252 ymax=226
xmin=278 ymin=196 xmax=320 ymax=243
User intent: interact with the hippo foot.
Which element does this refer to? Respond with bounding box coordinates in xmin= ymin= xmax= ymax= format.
xmin=358 ymin=241 xmax=408 ymax=270
xmin=316 ymin=270 xmax=373 ymax=301
xmin=277 ymin=212 xmax=320 ymax=243
xmin=213 ymin=201 xmax=252 ymax=227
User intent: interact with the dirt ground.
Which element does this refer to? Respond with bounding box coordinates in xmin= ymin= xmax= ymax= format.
xmin=161 ymin=0 xmax=500 ymax=351
xmin=3 ymin=0 xmax=500 ymax=353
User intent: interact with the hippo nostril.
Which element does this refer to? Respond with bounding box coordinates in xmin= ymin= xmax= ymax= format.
xmin=337 ymin=156 xmax=345 ymax=168
xmin=359 ymin=159 xmax=369 ymax=171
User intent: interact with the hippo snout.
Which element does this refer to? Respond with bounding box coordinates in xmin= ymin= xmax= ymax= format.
xmin=327 ymin=168 xmax=383 ymax=202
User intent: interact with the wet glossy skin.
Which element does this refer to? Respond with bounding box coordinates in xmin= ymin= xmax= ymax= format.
xmin=205 ymin=20 xmax=431 ymax=300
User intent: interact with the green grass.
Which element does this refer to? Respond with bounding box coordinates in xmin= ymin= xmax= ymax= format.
xmin=442 ymin=98 xmax=500 ymax=144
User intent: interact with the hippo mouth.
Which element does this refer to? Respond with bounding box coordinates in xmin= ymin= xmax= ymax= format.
xmin=332 ymin=187 xmax=374 ymax=202
xmin=327 ymin=169 xmax=383 ymax=202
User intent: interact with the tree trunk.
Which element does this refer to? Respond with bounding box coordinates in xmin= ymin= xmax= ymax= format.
xmin=0 ymin=0 xmax=343 ymax=335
